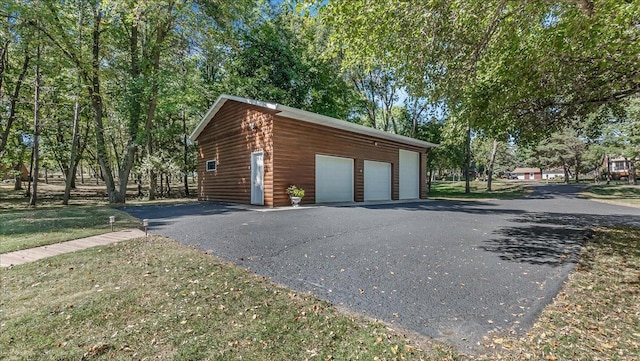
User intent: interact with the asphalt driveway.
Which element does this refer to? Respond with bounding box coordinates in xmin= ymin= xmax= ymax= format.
xmin=123 ymin=184 xmax=640 ymax=350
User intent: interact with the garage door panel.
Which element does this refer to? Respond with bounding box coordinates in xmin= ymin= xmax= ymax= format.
xmin=399 ymin=150 xmax=419 ymax=200
xmin=364 ymin=160 xmax=391 ymax=201
xmin=316 ymin=155 xmax=353 ymax=203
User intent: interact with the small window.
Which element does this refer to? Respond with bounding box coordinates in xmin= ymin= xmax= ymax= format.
xmin=206 ymin=159 xmax=217 ymax=172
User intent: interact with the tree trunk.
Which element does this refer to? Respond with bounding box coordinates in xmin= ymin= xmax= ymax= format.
xmin=574 ymin=155 xmax=581 ymax=183
xmin=0 ymin=51 xmax=30 ymax=158
xmin=0 ymin=40 xmax=8 ymax=91
xmin=88 ymin=8 xmax=117 ymax=203
xmin=182 ymin=109 xmax=190 ymax=196
xmin=486 ymin=139 xmax=498 ymax=191
xmin=63 ymin=91 xmax=81 ymax=205
xmin=29 ymin=41 xmax=41 ymax=207
xmin=65 ymin=0 xmax=83 ymax=204
xmin=563 ymin=165 xmax=570 ymax=183
xmin=26 ymin=146 xmax=33 ymax=197
xmin=128 ymin=17 xmax=145 ymax=201
xmin=464 ymin=123 xmax=471 ymax=194
xmin=13 ymin=171 xmax=22 ymax=190
xmin=630 ymin=160 xmax=637 ymax=185
xmin=145 ymin=22 xmax=166 ymax=201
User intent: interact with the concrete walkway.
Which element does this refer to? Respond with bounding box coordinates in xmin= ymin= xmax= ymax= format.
xmin=0 ymin=228 xmax=146 ymax=268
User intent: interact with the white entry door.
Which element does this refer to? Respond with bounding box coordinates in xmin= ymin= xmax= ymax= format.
xmin=364 ymin=160 xmax=392 ymax=201
xmin=251 ymin=151 xmax=264 ymax=205
xmin=315 ymin=154 xmax=353 ymax=203
xmin=399 ymin=149 xmax=420 ymax=199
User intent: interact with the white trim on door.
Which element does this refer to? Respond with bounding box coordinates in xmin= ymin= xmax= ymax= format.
xmin=250 ymin=151 xmax=264 ymax=205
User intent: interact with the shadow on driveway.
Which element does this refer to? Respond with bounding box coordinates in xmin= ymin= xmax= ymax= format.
xmin=481 ymin=211 xmax=640 ymax=267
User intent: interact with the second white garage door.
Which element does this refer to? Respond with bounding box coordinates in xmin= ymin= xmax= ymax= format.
xmin=315 ymin=154 xmax=354 ymax=203
xmin=399 ymin=149 xmax=420 ymax=199
xmin=364 ymin=160 xmax=391 ymax=201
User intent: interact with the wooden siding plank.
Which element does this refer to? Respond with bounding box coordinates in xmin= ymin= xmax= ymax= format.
xmin=196 ymin=101 xmax=275 ymax=206
xmin=272 ymin=116 xmax=427 ymax=207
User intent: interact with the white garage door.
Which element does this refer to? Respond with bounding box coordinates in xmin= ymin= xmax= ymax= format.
xmin=364 ymin=160 xmax=391 ymax=201
xmin=399 ymin=149 xmax=420 ymax=199
xmin=315 ymin=154 xmax=354 ymax=203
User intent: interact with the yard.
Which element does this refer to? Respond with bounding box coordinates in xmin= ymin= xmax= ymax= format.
xmin=1 ymin=182 xmax=639 ymax=360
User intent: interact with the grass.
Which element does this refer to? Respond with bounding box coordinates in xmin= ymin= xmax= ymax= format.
xmin=428 ymin=181 xmax=531 ymax=200
xmin=0 ymin=207 xmax=141 ymax=253
xmin=2 ymin=179 xmax=639 ymax=359
xmin=1 ymin=226 xmax=639 ymax=360
xmin=477 ymin=227 xmax=640 ymax=360
xmin=580 ymin=184 xmax=640 ymax=208
xmin=0 ymin=180 xmax=196 ymax=253
xmin=0 ymin=237 xmax=459 ymax=360
xmin=0 ymin=180 xmax=198 ymax=210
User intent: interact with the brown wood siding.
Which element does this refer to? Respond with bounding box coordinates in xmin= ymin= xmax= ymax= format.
xmin=196 ymin=101 xmax=275 ymax=206
xmin=420 ymin=152 xmax=427 ymax=199
xmin=272 ymin=116 xmax=426 ymax=207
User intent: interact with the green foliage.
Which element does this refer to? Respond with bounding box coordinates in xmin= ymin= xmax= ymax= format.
xmin=210 ymin=6 xmax=358 ymax=120
xmin=472 ymin=136 xmax=516 ymax=176
xmin=519 ymin=128 xmax=587 ymax=179
xmin=320 ymin=0 xmax=640 ymax=142
xmin=286 ymin=184 xmax=305 ymax=197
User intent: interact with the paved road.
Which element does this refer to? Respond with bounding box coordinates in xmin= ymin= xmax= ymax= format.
xmin=123 ymin=184 xmax=640 ymax=350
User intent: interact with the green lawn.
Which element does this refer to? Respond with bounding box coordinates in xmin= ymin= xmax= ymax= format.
xmin=580 ymin=184 xmax=640 ymax=208
xmin=2 ymin=228 xmax=638 ymax=360
xmin=477 ymin=227 xmax=640 ymax=360
xmin=0 ymin=206 xmax=141 ymax=253
xmin=428 ymin=181 xmax=531 ymax=200
xmin=2 ymin=181 xmax=639 ymax=359
xmin=0 ymin=236 xmax=459 ymax=360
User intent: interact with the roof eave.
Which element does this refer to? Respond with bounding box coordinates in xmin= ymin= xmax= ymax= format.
xmin=190 ymin=95 xmax=438 ymax=150
xmin=275 ymin=105 xmax=437 ymax=149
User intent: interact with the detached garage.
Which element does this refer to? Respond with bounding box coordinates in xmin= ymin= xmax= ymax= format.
xmin=190 ymin=94 xmax=437 ymax=207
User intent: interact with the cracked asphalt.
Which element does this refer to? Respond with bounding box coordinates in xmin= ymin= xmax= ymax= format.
xmin=122 ymin=184 xmax=640 ymax=350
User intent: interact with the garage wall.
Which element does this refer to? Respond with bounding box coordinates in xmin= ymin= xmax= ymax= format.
xmin=196 ymin=101 xmax=275 ymax=206
xmin=272 ymin=116 xmax=426 ymax=206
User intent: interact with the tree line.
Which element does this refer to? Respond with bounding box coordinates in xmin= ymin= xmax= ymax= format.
xmin=1 ymin=0 xmax=638 ymax=205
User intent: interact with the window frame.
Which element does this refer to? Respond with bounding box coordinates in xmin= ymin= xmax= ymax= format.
xmin=206 ymin=159 xmax=217 ymax=172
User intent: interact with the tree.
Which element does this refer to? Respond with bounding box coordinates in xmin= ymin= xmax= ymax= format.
xmin=211 ymin=5 xmax=357 ymax=120
xmin=523 ymin=129 xmax=586 ymax=183
xmin=320 ymin=0 xmax=640 ymax=191
xmin=472 ymin=136 xmax=515 ymax=190
xmin=11 ymin=0 xmax=258 ymax=204
xmin=601 ymin=96 xmax=640 ymax=185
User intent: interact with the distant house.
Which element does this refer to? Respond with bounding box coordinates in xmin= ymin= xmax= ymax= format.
xmin=0 ymin=164 xmax=29 ymax=181
xmin=510 ymin=167 xmax=542 ymax=180
xmin=542 ymin=168 xmax=566 ymax=180
xmin=604 ymin=156 xmax=639 ymax=180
